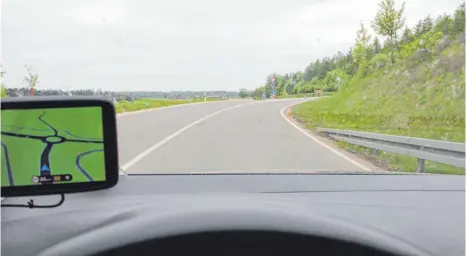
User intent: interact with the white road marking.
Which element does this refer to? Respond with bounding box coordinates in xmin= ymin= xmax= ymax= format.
xmin=120 ymin=101 xmax=259 ymax=171
xmin=280 ymin=102 xmax=372 ymax=171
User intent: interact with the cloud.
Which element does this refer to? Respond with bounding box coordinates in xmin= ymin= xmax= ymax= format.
xmin=1 ymin=0 xmax=463 ymax=91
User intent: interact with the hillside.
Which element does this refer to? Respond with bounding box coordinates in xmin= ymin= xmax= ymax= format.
xmin=256 ymin=1 xmax=465 ymax=174
xmin=294 ymin=33 xmax=464 ymax=174
xmin=295 ymin=32 xmax=465 ymax=139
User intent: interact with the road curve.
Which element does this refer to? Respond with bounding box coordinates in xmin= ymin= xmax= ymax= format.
xmin=117 ymin=99 xmax=372 ymax=174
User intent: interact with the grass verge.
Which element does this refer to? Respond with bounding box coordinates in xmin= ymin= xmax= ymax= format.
xmin=291 ymin=52 xmax=465 ymax=175
xmin=114 ymin=98 xmax=226 ymax=114
xmin=292 ymin=95 xmax=464 ymax=175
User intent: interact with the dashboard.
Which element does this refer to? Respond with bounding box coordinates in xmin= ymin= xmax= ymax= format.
xmin=1 ymin=173 xmax=465 ymax=255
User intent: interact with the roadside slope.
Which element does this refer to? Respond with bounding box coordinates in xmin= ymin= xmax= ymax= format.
xmin=293 ymin=34 xmax=465 ymax=174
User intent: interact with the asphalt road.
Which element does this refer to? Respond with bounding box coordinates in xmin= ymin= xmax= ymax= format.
xmin=117 ymin=99 xmax=373 ymax=174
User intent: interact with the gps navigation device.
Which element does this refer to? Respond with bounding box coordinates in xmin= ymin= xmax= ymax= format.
xmin=1 ymin=96 xmax=119 ymax=197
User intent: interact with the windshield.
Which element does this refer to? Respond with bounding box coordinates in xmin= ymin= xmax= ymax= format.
xmin=1 ymin=0 xmax=465 ymax=177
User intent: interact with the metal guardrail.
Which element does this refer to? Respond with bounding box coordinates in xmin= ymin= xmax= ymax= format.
xmin=317 ymin=128 xmax=465 ymax=173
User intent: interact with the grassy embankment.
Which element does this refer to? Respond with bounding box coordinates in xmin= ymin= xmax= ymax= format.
xmin=114 ymin=98 xmax=226 ymax=114
xmin=293 ymin=34 xmax=465 ymax=175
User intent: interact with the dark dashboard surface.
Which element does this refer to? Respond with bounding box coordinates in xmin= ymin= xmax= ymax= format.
xmin=2 ymin=173 xmax=465 ymax=255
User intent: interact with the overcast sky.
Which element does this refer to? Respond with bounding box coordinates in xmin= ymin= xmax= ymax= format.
xmin=1 ymin=0 xmax=463 ymax=91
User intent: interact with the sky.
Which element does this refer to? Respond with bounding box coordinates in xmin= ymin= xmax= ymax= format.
xmin=1 ymin=0 xmax=463 ymax=91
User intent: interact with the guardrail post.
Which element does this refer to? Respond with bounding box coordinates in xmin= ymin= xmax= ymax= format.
xmin=416 ymin=159 xmax=425 ymax=173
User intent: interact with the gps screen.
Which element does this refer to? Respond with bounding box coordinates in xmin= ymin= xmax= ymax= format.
xmin=1 ymin=107 xmax=106 ymax=187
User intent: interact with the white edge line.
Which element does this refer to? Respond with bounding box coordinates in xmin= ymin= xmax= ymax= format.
xmin=120 ymin=101 xmax=258 ymax=171
xmin=280 ymin=101 xmax=372 ymax=171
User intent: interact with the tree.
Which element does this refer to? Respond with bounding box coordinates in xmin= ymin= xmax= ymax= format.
xmin=295 ymin=71 xmax=303 ymax=82
xmin=413 ymin=15 xmax=434 ymax=36
xmin=372 ymin=37 xmax=382 ymax=54
xmin=1 ymin=86 xmax=6 ymax=98
xmin=320 ymin=57 xmax=335 ymax=79
xmin=421 ymin=15 xmax=434 ymax=33
xmin=414 ymin=20 xmax=424 ymax=36
xmin=0 ymin=65 xmax=6 ymax=98
xmin=371 ymin=0 xmax=406 ymax=65
xmin=340 ymin=47 xmax=358 ymax=75
xmin=453 ymin=3 xmax=465 ymax=34
xmin=400 ymin=27 xmax=413 ymax=44
xmin=286 ymin=81 xmax=295 ymax=94
xmin=356 ymin=22 xmax=372 ymax=46
xmin=310 ymin=77 xmax=320 ymax=85
xmin=238 ymin=89 xmax=248 ymax=98
xmin=434 ymin=14 xmax=454 ymax=35
xmin=24 ymin=65 xmax=40 ymax=96
xmin=303 ymin=63 xmax=313 ymax=81
xmin=333 ymin=51 xmax=347 ymax=70
xmin=352 ymin=22 xmax=373 ymax=76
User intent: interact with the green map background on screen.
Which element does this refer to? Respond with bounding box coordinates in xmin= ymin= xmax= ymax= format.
xmin=1 ymin=107 xmax=106 ymax=187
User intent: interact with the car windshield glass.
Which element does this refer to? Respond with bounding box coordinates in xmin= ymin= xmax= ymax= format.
xmin=1 ymin=0 xmax=465 ymax=177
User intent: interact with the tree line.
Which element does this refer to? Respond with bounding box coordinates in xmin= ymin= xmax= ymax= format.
xmin=251 ymin=0 xmax=465 ymax=99
xmin=0 ymin=65 xmax=238 ymax=100
xmin=1 ymin=87 xmax=236 ymax=101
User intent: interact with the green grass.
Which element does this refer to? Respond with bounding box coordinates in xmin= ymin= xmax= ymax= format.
xmin=292 ymin=43 xmax=465 ymax=175
xmin=1 ymin=107 xmax=105 ymax=186
xmin=114 ymin=98 xmax=226 ymax=113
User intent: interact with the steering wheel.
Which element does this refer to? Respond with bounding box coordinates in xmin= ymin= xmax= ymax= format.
xmin=39 ymin=203 xmax=430 ymax=255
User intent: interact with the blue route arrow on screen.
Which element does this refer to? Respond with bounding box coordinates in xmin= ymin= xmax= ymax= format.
xmin=41 ymin=164 xmax=50 ymax=172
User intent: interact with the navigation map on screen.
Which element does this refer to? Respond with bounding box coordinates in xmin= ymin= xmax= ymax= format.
xmin=1 ymin=107 xmax=106 ymax=187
